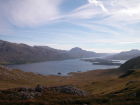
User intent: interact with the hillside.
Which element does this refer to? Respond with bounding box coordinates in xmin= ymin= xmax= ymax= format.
xmin=120 ymin=56 xmax=140 ymax=71
xmin=0 ymin=40 xmax=71 ymax=65
xmin=0 ymin=65 xmax=140 ymax=105
xmin=0 ymin=40 xmax=106 ymax=65
xmin=106 ymin=49 xmax=140 ymax=60
xmin=0 ymin=65 xmax=121 ymax=90
xmin=0 ymin=66 xmax=49 ymax=89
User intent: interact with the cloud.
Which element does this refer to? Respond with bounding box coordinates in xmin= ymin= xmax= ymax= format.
xmin=67 ymin=4 xmax=100 ymax=19
xmin=0 ymin=0 xmax=63 ymax=27
xmin=59 ymin=0 xmax=140 ymax=41
xmin=1 ymin=0 xmax=139 ymax=28
xmin=103 ymin=0 xmax=140 ymax=24
xmin=60 ymin=0 xmax=109 ymax=20
xmin=64 ymin=0 xmax=140 ymax=23
xmin=88 ymin=0 xmax=108 ymax=12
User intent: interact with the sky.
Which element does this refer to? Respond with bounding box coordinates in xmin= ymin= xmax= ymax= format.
xmin=0 ymin=0 xmax=140 ymax=53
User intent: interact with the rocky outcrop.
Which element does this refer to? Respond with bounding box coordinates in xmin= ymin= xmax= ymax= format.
xmin=47 ymin=85 xmax=87 ymax=96
xmin=1 ymin=85 xmax=45 ymax=100
xmin=0 ymin=85 xmax=87 ymax=100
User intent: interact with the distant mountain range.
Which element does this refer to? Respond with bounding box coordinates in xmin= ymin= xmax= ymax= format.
xmin=106 ymin=49 xmax=140 ymax=60
xmin=0 ymin=40 xmax=106 ymax=64
xmin=1 ymin=40 xmax=139 ymax=64
xmin=0 ymin=40 xmax=71 ymax=64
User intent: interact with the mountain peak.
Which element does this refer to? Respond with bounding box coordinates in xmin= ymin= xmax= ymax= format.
xmin=70 ymin=47 xmax=83 ymax=51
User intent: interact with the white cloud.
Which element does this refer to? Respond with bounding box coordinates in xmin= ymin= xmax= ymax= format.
xmin=65 ymin=0 xmax=140 ymax=23
xmin=103 ymin=0 xmax=140 ymax=24
xmin=0 ymin=0 xmax=63 ymax=27
xmin=67 ymin=4 xmax=99 ymax=19
xmin=88 ymin=0 xmax=108 ymax=12
xmin=59 ymin=0 xmax=140 ymax=43
xmin=1 ymin=0 xmax=139 ymax=28
xmin=63 ymin=2 xmax=107 ymax=20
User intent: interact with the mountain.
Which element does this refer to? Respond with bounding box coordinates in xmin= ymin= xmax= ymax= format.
xmin=68 ymin=47 xmax=96 ymax=58
xmin=106 ymin=49 xmax=140 ymax=60
xmin=0 ymin=40 xmax=105 ymax=65
xmin=68 ymin=47 xmax=106 ymax=58
xmin=0 ymin=40 xmax=71 ymax=64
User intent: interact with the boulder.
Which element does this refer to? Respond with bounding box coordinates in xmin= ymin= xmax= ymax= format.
xmin=0 ymin=85 xmax=87 ymax=100
xmin=47 ymin=85 xmax=87 ymax=96
xmin=35 ymin=84 xmax=45 ymax=92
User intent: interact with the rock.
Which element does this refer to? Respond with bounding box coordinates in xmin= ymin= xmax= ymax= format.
xmin=19 ymin=91 xmax=33 ymax=99
xmin=0 ymin=85 xmax=45 ymax=100
xmin=28 ymin=88 xmax=35 ymax=92
xmin=17 ymin=87 xmax=29 ymax=92
xmin=0 ymin=85 xmax=87 ymax=100
xmin=47 ymin=85 xmax=87 ymax=96
xmin=35 ymin=84 xmax=44 ymax=92
xmin=57 ymin=72 xmax=62 ymax=75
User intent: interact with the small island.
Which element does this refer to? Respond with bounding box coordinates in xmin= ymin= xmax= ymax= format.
xmin=82 ymin=58 xmax=122 ymax=65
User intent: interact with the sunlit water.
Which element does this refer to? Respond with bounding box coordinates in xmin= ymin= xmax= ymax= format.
xmin=7 ymin=59 xmax=125 ymax=75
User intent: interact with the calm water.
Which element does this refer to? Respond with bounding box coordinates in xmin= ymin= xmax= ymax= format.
xmin=8 ymin=59 xmax=120 ymax=75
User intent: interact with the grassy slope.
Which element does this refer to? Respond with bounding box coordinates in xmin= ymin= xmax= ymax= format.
xmin=0 ymin=66 xmax=122 ymax=91
xmin=0 ymin=66 xmax=49 ymax=89
xmin=0 ymin=66 xmax=140 ymax=105
xmin=1 ymin=66 xmax=140 ymax=95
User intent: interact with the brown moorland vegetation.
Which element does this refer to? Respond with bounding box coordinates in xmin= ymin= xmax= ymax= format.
xmin=0 ymin=65 xmax=140 ymax=105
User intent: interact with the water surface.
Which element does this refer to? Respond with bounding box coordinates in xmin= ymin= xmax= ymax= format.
xmin=8 ymin=59 xmax=120 ymax=75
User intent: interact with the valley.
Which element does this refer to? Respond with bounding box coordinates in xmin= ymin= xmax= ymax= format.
xmin=0 ymin=41 xmax=140 ymax=105
xmin=0 ymin=0 xmax=139 ymax=104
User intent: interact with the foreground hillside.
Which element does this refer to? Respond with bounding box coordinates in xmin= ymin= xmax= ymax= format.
xmin=0 ymin=64 xmax=140 ymax=105
xmin=0 ymin=66 xmax=121 ymax=90
xmin=120 ymin=56 xmax=140 ymax=71
xmin=0 ymin=66 xmax=48 ymax=89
